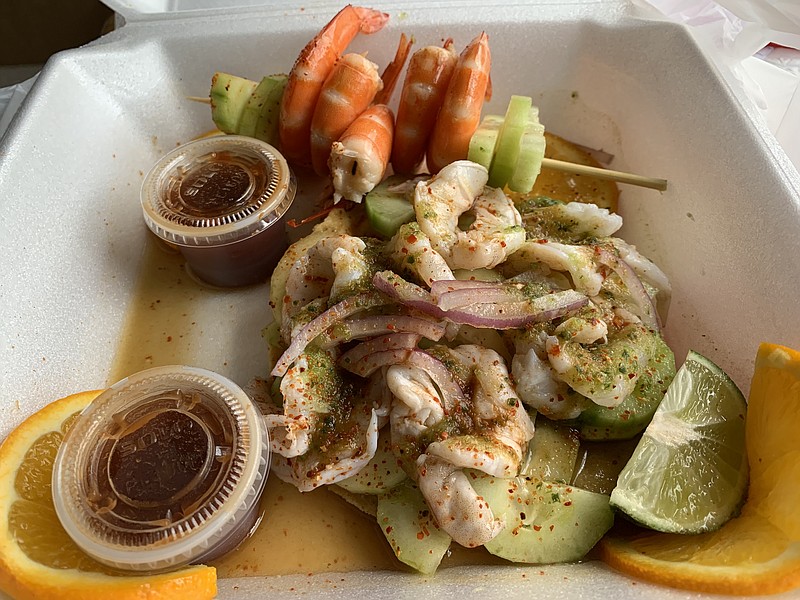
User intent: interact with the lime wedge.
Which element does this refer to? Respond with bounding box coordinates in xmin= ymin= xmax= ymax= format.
xmin=609 ymin=350 xmax=748 ymax=534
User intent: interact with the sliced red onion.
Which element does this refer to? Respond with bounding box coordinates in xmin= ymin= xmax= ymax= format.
xmin=429 ymin=279 xmax=504 ymax=299
xmin=447 ymin=290 xmax=588 ymax=329
xmin=596 ymin=247 xmax=661 ymax=332
xmin=321 ymin=315 xmax=446 ymax=348
xmin=437 ymin=286 xmax=525 ymax=311
xmin=405 ymin=349 xmax=467 ymax=413
xmin=341 ymin=348 xmax=414 ymax=377
xmin=374 ymin=270 xmax=587 ymax=330
xmin=338 ymin=332 xmax=421 ymax=371
xmin=373 ymin=270 xmax=447 ymax=318
xmin=271 ymin=292 xmax=388 ymax=377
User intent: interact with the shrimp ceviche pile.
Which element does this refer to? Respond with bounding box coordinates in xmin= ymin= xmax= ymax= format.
xmin=218 ymin=4 xmax=676 ymax=575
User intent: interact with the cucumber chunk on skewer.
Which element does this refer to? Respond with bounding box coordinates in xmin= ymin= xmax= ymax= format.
xmin=508 ymin=106 xmax=546 ymax=193
xmin=468 ymin=114 xmax=503 ymax=170
xmin=238 ymin=73 xmax=288 ymax=145
xmin=488 ymin=95 xmax=532 ymax=188
xmin=210 ymin=72 xmax=258 ymax=134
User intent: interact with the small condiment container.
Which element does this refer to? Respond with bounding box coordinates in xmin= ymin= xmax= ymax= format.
xmin=52 ymin=365 xmax=270 ymax=572
xmin=141 ymin=135 xmax=296 ymax=287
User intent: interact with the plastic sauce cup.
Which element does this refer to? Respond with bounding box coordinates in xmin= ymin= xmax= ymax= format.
xmin=52 ymin=366 xmax=270 ymax=572
xmin=140 ymin=135 xmax=296 ymax=287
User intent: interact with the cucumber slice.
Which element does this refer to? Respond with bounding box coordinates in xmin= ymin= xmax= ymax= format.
xmin=488 ymin=95 xmax=532 ymax=188
xmin=377 ymin=481 xmax=451 ymax=574
xmin=210 ymin=72 xmax=258 ymax=134
xmin=508 ymin=106 xmax=546 ymax=193
xmin=520 ymin=417 xmax=580 ymax=483
xmin=571 ymin=437 xmax=641 ymax=495
xmin=237 ymin=74 xmax=288 ymax=143
xmin=468 ymin=114 xmax=503 ymax=170
xmin=336 ymin=428 xmax=408 ymax=495
xmin=471 ymin=473 xmax=614 ymax=564
xmin=365 ymin=175 xmax=419 ymax=238
xmin=575 ymin=335 xmax=676 ymax=440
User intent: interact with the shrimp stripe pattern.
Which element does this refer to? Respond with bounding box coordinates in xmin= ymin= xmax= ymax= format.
xmin=329 ymin=104 xmax=395 ymax=203
xmin=278 ymin=4 xmax=389 ymax=166
xmin=426 ymin=32 xmax=491 ymax=174
xmin=310 ymin=53 xmax=383 ymax=176
xmin=391 ymin=41 xmax=457 ymax=174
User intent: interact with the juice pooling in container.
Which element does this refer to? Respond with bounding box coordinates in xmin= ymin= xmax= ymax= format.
xmin=141 ymin=135 xmax=296 ymax=287
xmin=52 ymin=366 xmax=270 ymax=572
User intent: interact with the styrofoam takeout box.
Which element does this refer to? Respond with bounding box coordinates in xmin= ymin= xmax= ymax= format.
xmin=1 ymin=1 xmax=800 ymax=598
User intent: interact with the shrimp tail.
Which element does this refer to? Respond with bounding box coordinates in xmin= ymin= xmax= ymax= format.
xmin=375 ymin=33 xmax=414 ymax=106
xmin=353 ymin=5 xmax=390 ymax=33
xmin=279 ymin=5 xmax=390 ymax=166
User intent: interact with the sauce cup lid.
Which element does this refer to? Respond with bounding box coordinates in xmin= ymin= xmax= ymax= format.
xmin=141 ymin=135 xmax=296 ymax=248
xmin=52 ymin=365 xmax=270 ymax=572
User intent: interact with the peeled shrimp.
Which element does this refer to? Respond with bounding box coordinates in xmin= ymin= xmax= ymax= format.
xmin=329 ymin=104 xmax=395 ymax=203
xmin=512 ymin=347 xmax=591 ymax=419
xmin=396 ymin=345 xmax=534 ymax=548
xmin=414 ymin=160 xmax=524 ymax=270
xmin=264 ymin=351 xmax=333 ymax=458
xmin=515 ymin=241 xmax=605 ymax=296
xmin=309 ymin=53 xmax=383 ymax=175
xmin=279 ymin=5 xmax=389 ymax=166
xmin=388 ymin=222 xmax=455 ymax=286
xmin=391 ymin=41 xmax=458 ymax=175
xmin=426 ymin=32 xmax=491 ymax=174
xmin=281 ymin=234 xmax=374 ymax=341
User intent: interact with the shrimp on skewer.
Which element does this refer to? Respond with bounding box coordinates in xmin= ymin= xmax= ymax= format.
xmin=426 ymin=32 xmax=491 ymax=174
xmin=391 ymin=40 xmax=458 ymax=175
xmin=279 ymin=5 xmax=389 ymax=166
xmin=329 ymin=103 xmax=395 ymax=203
xmin=310 ymin=53 xmax=384 ymax=175
xmin=327 ymin=34 xmax=413 ymax=203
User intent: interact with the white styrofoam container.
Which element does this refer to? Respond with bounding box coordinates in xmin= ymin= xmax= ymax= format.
xmin=1 ymin=1 xmax=799 ymax=598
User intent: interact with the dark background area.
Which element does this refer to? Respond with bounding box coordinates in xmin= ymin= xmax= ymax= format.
xmin=0 ymin=0 xmax=114 ymax=84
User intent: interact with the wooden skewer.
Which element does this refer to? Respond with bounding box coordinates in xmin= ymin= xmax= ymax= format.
xmin=186 ymin=95 xmax=667 ymax=191
xmin=542 ymin=157 xmax=667 ymax=191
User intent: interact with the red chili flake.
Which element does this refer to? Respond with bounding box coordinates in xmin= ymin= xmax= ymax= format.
xmin=406 ymin=234 xmax=418 ymax=243
xmin=564 ymin=501 xmax=572 ymax=507
xmin=549 ymin=524 xmax=555 ymax=531
xmin=385 ymin=526 xmax=393 ymax=534
xmin=533 ymin=525 xmax=542 ymax=532
xmin=628 ymin=373 xmax=636 ymax=379
xmin=417 ymin=531 xmax=425 ymax=540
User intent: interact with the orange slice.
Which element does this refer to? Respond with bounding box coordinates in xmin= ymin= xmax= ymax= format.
xmin=0 ymin=390 xmax=217 ymax=600
xmin=600 ymin=342 xmax=800 ymax=595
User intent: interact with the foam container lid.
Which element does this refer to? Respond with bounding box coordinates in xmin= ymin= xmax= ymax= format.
xmin=1 ymin=1 xmax=800 ymax=598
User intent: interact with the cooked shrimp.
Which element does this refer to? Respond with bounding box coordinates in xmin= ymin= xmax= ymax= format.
xmin=329 ymin=104 xmax=395 ymax=203
xmin=309 ymin=53 xmax=383 ymax=175
xmin=417 ymin=454 xmax=503 ymax=547
xmin=449 ymin=186 xmax=526 ymax=270
xmin=512 ymin=347 xmax=591 ymax=419
xmin=388 ymin=222 xmax=455 ymax=286
xmin=391 ymin=40 xmax=458 ymax=175
xmin=264 ymin=349 xmax=336 ymax=458
xmin=414 ymin=160 xmax=524 ymax=270
xmin=273 ymin=403 xmax=380 ymax=492
xmin=426 ymin=32 xmax=491 ymax=174
xmin=520 ymin=200 xmax=623 ymax=243
xmin=281 ymin=234 xmax=377 ymax=341
xmin=279 ymin=5 xmax=389 ymax=166
xmin=515 ymin=241 xmax=605 ymax=296
xmin=415 ymin=345 xmax=534 ymax=547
